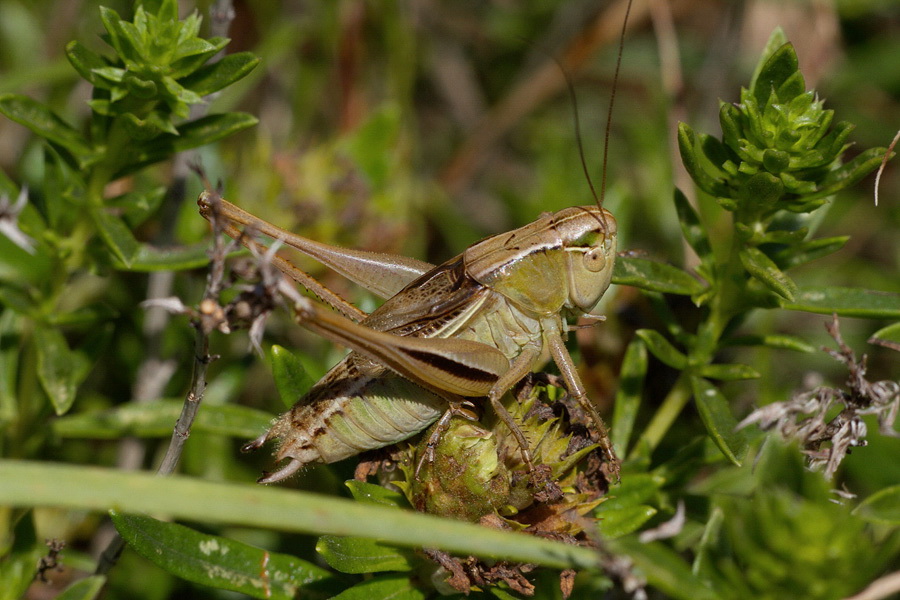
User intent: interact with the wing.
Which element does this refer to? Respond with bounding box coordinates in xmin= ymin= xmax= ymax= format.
xmin=361 ymin=256 xmax=494 ymax=339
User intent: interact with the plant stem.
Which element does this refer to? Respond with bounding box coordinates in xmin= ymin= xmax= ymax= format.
xmin=634 ymin=373 xmax=692 ymax=455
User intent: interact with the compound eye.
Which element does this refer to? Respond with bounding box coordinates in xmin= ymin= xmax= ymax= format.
xmin=583 ymin=246 xmax=607 ymax=273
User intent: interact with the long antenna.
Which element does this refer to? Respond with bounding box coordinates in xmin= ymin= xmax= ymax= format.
xmin=560 ymin=59 xmax=600 ymax=207
xmin=599 ymin=0 xmax=634 ymax=208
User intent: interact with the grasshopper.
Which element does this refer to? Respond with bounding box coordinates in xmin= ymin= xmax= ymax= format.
xmin=198 ymin=191 xmax=618 ymax=484
xmin=199 ymin=1 xmax=634 ymax=487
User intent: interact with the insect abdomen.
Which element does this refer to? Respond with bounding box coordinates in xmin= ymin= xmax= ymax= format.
xmin=270 ymin=357 xmax=445 ymax=467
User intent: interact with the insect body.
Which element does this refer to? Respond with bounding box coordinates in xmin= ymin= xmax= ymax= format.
xmin=200 ymin=193 xmax=618 ymax=482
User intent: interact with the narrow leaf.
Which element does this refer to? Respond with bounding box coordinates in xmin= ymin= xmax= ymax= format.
xmin=597 ymin=474 xmax=665 ymax=513
xmin=691 ymin=377 xmax=747 ymax=466
xmin=107 ymin=187 xmax=167 ymax=229
xmin=111 ymin=512 xmax=342 ymax=600
xmin=330 ymin=573 xmax=426 ymax=600
xmin=34 ymin=325 xmax=88 ymax=415
xmin=869 ymin=322 xmax=900 ymax=352
xmin=853 ymin=485 xmax=900 ymax=525
xmin=173 ymin=113 xmax=258 ymax=150
xmin=317 ymin=536 xmax=415 ymax=574
xmin=65 ymin=41 xmax=107 ymax=87
xmin=749 ymin=29 xmax=789 ymax=92
xmin=694 ymin=363 xmax=761 ymax=381
xmin=55 ymin=576 xmax=106 ymax=600
xmin=739 ymin=246 xmax=797 ymax=301
xmin=609 ymin=537 xmax=720 ymax=600
xmin=752 ymin=42 xmax=800 ymax=107
xmin=612 ymin=338 xmax=648 ymax=456
xmin=179 ymin=53 xmax=260 ymax=97
xmin=119 ymin=113 xmax=258 ymax=176
xmin=345 ymin=480 xmax=409 ymax=508
xmin=635 ymin=330 xmax=688 ymax=370
xmin=0 ymin=312 xmax=20 ymax=425
xmin=725 ymin=334 xmax=815 ymax=353
xmin=596 ymin=505 xmax=657 ymax=539
xmin=0 ymin=511 xmax=42 ymax=600
xmin=810 ymin=147 xmax=890 ymax=200
xmin=673 ymin=189 xmax=712 ymax=260
xmin=90 ymin=207 xmax=140 ymax=267
xmin=771 ymin=236 xmax=848 ymax=269
xmin=783 ymin=287 xmax=900 ymax=319
xmin=613 ymin=256 xmax=704 ymax=296
xmin=0 ymin=95 xmax=98 ymax=167
xmin=269 ymin=345 xmax=315 ymax=408
xmin=110 ymin=241 xmax=212 ymax=272
xmin=0 ymin=461 xmax=604 ymax=571
xmin=677 ymin=122 xmax=729 ymax=198
xmin=52 ymin=399 xmax=272 ymax=439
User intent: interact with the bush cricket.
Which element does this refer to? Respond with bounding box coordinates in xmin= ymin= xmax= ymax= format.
xmin=199 ymin=191 xmax=618 ymax=484
xmin=200 ymin=2 xmax=633 ymax=488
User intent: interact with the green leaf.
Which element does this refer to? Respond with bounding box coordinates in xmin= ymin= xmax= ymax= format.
xmin=691 ymin=377 xmax=747 ymax=466
xmin=635 ymin=330 xmax=688 ymax=370
xmin=596 ymin=505 xmax=657 ymax=539
xmin=173 ymin=112 xmax=259 ymax=150
xmin=611 ymin=338 xmax=648 ymax=456
xmin=0 ymin=95 xmax=99 ymax=167
xmin=752 ymin=42 xmax=800 ymax=107
xmin=869 ymin=322 xmax=900 ymax=351
xmin=111 ymin=512 xmax=342 ymax=600
xmin=783 ymin=286 xmax=900 ymax=319
xmin=739 ymin=246 xmax=797 ymax=301
xmin=330 ymin=573 xmax=426 ymax=600
xmin=609 ymin=537 xmax=720 ymax=600
xmin=34 ymin=325 xmax=89 ymax=415
xmin=99 ymin=7 xmax=130 ymax=61
xmin=317 ymin=536 xmax=415 ymax=574
xmin=120 ymin=112 xmax=258 ymax=175
xmin=110 ymin=242 xmax=213 ymax=271
xmin=0 ymin=461 xmax=604 ymax=570
xmin=344 ymin=481 xmax=409 ymax=508
xmin=673 ymin=189 xmax=712 ymax=261
xmin=0 ymin=512 xmax=43 ymax=600
xmin=693 ymin=363 xmax=761 ymax=381
xmin=179 ymin=52 xmax=260 ymax=97
xmin=598 ymin=474 xmax=665 ymax=511
xmin=771 ymin=236 xmax=849 ymax=269
xmin=749 ymin=29 xmax=789 ymax=94
xmin=677 ymin=123 xmax=729 ymax=198
xmin=613 ymin=256 xmax=704 ymax=296
xmin=724 ymin=334 xmax=815 ymax=353
xmin=853 ymin=486 xmax=900 ymax=525
xmin=692 ymin=506 xmax=724 ymax=580
xmin=269 ymin=345 xmax=315 ymax=408
xmin=52 ymin=399 xmax=273 ymax=439
xmin=107 ymin=187 xmax=166 ymax=229
xmin=55 ymin=576 xmax=107 ymax=600
xmin=810 ymin=147 xmax=891 ymax=200
xmin=0 ymin=312 xmax=20 ymax=425
xmin=90 ymin=206 xmax=140 ymax=267
xmin=64 ymin=41 xmax=107 ymax=87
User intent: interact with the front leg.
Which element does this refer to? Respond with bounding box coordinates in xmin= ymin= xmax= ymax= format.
xmin=543 ymin=318 xmax=620 ymax=481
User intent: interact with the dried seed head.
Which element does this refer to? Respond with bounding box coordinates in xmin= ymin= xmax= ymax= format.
xmin=408 ymin=418 xmax=511 ymax=522
xmin=395 ymin=377 xmax=608 ymax=539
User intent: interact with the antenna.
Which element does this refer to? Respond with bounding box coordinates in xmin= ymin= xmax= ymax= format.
xmin=599 ymin=0 xmax=634 ymax=208
xmin=563 ymin=0 xmax=634 ymax=210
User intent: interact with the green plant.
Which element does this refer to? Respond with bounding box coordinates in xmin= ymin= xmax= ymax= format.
xmin=2 ymin=3 xmax=900 ymax=600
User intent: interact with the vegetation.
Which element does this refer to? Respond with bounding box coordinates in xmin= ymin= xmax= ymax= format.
xmin=1 ymin=1 xmax=899 ymax=599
